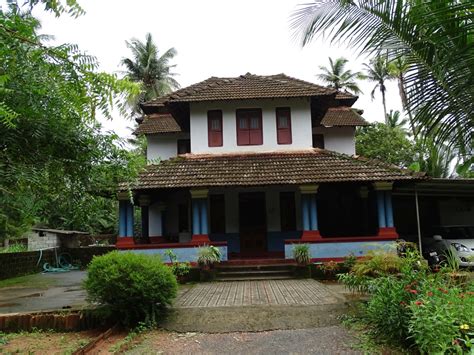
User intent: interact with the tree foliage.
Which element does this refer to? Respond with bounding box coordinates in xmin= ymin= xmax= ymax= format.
xmin=121 ymin=33 xmax=179 ymax=115
xmin=317 ymin=56 xmax=364 ymax=94
xmin=0 ymin=3 xmax=144 ymax=240
xmin=356 ymin=123 xmax=416 ymax=167
xmin=291 ymin=0 xmax=474 ymax=152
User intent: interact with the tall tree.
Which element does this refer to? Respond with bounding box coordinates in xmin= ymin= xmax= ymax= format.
xmin=291 ymin=0 xmax=474 ymax=152
xmin=386 ymin=110 xmax=407 ymax=131
xmin=363 ymin=56 xmax=393 ymax=123
xmin=317 ymin=57 xmax=364 ymax=94
xmin=389 ymin=57 xmax=417 ymax=137
xmin=121 ymin=33 xmax=180 ymax=114
xmin=1 ymin=2 xmax=142 ymax=241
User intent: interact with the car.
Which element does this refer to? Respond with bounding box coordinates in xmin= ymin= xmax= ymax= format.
xmin=422 ymin=225 xmax=474 ymax=268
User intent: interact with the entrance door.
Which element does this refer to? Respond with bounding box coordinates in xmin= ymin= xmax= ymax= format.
xmin=239 ymin=192 xmax=267 ymax=256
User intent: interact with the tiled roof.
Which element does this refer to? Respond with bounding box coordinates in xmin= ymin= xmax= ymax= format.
xmin=143 ymin=73 xmax=336 ymax=106
xmin=335 ymin=91 xmax=357 ymax=100
xmin=132 ymin=149 xmax=423 ymax=190
xmin=134 ymin=114 xmax=182 ymax=135
xmin=321 ymin=107 xmax=369 ymax=126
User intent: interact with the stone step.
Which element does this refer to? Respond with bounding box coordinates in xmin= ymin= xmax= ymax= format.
xmin=216 ymin=264 xmax=295 ymax=273
xmin=216 ymin=275 xmax=295 ymax=282
xmin=215 ymin=264 xmax=295 ymax=281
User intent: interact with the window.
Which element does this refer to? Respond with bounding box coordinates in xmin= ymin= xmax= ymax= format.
xmin=177 ymin=139 xmax=191 ymax=154
xmin=276 ymin=107 xmax=292 ymax=144
xmin=312 ymin=134 xmax=325 ymax=149
xmin=280 ymin=192 xmax=296 ymax=231
xmin=236 ymin=109 xmax=263 ymax=145
xmin=207 ymin=110 xmax=223 ymax=147
xmin=210 ymin=194 xmax=226 ymax=233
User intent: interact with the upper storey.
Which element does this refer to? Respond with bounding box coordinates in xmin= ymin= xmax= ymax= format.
xmin=136 ymin=73 xmax=369 ymax=160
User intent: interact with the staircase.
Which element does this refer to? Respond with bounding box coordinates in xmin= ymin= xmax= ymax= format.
xmin=215 ymin=263 xmax=295 ymax=281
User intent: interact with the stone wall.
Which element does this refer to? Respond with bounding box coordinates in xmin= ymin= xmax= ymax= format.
xmin=27 ymin=231 xmax=60 ymax=251
xmin=0 ymin=250 xmax=56 ymax=280
xmin=0 ymin=247 xmax=115 ymax=280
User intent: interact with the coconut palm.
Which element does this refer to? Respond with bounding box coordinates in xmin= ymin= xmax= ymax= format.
xmin=389 ymin=57 xmax=417 ymax=137
xmin=386 ymin=110 xmax=407 ymax=131
xmin=317 ymin=57 xmax=364 ymax=94
xmin=364 ymin=56 xmax=393 ymax=123
xmin=291 ymin=0 xmax=474 ymax=151
xmin=121 ymin=33 xmax=179 ymax=114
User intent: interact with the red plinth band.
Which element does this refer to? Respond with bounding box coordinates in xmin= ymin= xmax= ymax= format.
xmin=301 ymin=230 xmax=322 ymax=241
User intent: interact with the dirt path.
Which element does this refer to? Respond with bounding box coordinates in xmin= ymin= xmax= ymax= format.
xmin=126 ymin=327 xmax=362 ymax=354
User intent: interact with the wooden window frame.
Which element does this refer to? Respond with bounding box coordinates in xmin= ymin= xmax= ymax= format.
xmin=207 ymin=110 xmax=223 ymax=147
xmin=276 ymin=107 xmax=292 ymax=145
xmin=236 ymin=109 xmax=263 ymax=146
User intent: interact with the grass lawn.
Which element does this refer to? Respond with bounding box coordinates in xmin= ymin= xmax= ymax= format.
xmin=0 ymin=273 xmax=57 ymax=289
xmin=0 ymin=329 xmax=100 ymax=354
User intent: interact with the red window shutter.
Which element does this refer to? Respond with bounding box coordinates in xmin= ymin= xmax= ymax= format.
xmin=237 ymin=109 xmax=262 ymax=145
xmin=276 ymin=107 xmax=292 ymax=144
xmin=208 ymin=110 xmax=223 ymax=147
xmin=236 ymin=111 xmax=250 ymax=145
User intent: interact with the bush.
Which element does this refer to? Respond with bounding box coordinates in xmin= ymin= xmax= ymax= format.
xmin=339 ymin=248 xmax=474 ymax=352
xmin=197 ymin=245 xmax=221 ymax=267
xmin=164 ymin=250 xmax=190 ymax=281
xmin=84 ymin=251 xmax=178 ymax=325
xmin=351 ymin=251 xmax=403 ymax=277
xmin=292 ymin=244 xmax=310 ymax=265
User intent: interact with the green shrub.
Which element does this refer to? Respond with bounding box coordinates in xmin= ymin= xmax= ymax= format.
xmin=164 ymin=250 xmax=190 ymax=280
xmin=351 ymin=251 xmax=403 ymax=277
xmin=0 ymin=243 xmax=27 ymax=253
xmin=408 ymin=282 xmax=474 ymax=353
xmin=197 ymin=245 xmax=221 ymax=267
xmin=83 ymin=251 xmax=178 ymax=325
xmin=292 ymin=244 xmax=310 ymax=265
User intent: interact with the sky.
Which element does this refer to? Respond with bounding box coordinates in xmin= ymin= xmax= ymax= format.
xmin=32 ymin=0 xmax=403 ymax=141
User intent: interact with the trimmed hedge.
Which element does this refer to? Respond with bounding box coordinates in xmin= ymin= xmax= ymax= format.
xmin=84 ymin=251 xmax=178 ymax=325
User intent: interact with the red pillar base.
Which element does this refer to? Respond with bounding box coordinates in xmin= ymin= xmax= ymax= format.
xmin=192 ymin=234 xmax=210 ymax=243
xmin=378 ymin=227 xmax=399 ymax=238
xmin=301 ymin=230 xmax=322 ymax=241
xmin=116 ymin=237 xmax=135 ymax=249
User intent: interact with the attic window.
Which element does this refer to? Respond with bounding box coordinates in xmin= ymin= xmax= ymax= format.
xmin=236 ymin=109 xmax=263 ymax=146
xmin=276 ymin=107 xmax=292 ymax=144
xmin=207 ymin=110 xmax=223 ymax=147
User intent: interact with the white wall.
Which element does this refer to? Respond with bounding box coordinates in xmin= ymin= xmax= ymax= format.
xmin=146 ymin=133 xmax=189 ymax=162
xmin=190 ymin=98 xmax=313 ymax=153
xmin=313 ymin=126 xmax=356 ymax=155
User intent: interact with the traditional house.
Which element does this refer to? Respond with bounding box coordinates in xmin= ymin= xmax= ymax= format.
xmin=118 ymin=73 xmax=423 ymax=262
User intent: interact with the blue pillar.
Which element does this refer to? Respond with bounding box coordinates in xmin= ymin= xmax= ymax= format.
xmin=192 ymin=200 xmax=201 ymax=235
xmin=119 ymin=200 xmax=127 ymax=237
xmin=309 ymin=195 xmax=319 ymax=231
xmin=302 ymin=195 xmax=310 ymax=231
xmin=385 ymin=191 xmax=394 ymax=228
xmin=200 ymin=199 xmax=208 ymax=235
xmin=126 ymin=202 xmax=134 ymax=237
xmin=376 ymin=191 xmax=386 ymax=228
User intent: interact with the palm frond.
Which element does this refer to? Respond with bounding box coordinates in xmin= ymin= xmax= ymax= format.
xmin=291 ymin=0 xmax=474 ymax=152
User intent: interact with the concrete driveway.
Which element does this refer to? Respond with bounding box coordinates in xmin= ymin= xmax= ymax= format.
xmin=0 ymin=271 xmax=87 ymax=314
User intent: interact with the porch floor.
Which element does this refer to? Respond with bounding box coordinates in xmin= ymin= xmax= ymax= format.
xmin=174 ymin=279 xmax=342 ymax=308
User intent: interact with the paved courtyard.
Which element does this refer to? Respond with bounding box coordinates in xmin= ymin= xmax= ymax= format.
xmin=175 ymin=279 xmax=342 ymax=308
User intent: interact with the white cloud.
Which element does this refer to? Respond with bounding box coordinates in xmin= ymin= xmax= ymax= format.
xmin=32 ymin=0 xmax=403 ymax=140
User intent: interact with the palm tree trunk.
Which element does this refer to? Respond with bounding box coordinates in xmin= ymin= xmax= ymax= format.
xmin=398 ymin=75 xmax=417 ymax=138
xmin=381 ymin=89 xmax=388 ymax=125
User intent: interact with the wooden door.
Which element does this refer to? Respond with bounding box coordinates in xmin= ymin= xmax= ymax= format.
xmin=239 ymin=192 xmax=267 ymax=256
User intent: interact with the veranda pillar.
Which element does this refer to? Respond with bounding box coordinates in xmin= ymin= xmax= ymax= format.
xmin=190 ymin=189 xmax=210 ymax=243
xmin=300 ymin=185 xmax=321 ymax=240
xmin=373 ymin=182 xmax=398 ymax=237
xmin=117 ymin=191 xmax=135 ymax=248
xmin=138 ymin=195 xmax=151 ymax=242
